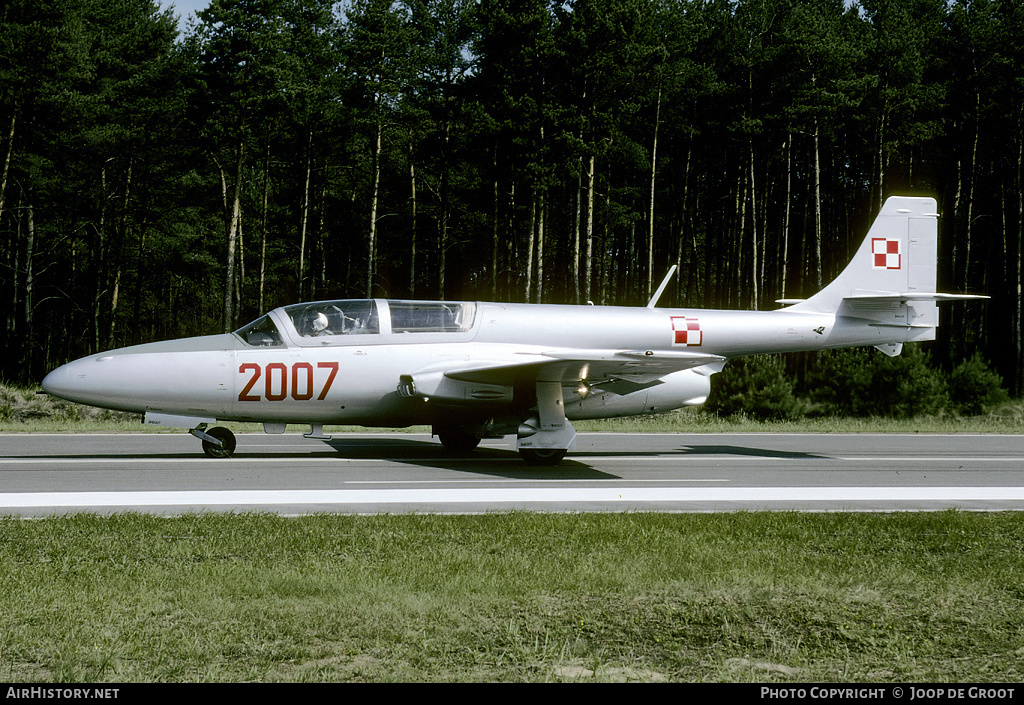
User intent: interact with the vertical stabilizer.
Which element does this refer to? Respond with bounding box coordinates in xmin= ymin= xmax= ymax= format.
xmin=783 ymin=196 xmax=987 ymax=346
xmin=786 ymin=196 xmax=939 ymax=315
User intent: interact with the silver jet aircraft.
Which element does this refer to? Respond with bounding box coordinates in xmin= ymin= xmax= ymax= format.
xmin=42 ymin=196 xmax=984 ymax=464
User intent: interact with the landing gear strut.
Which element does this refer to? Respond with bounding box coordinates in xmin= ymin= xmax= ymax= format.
xmin=515 ymin=381 xmax=576 ymax=465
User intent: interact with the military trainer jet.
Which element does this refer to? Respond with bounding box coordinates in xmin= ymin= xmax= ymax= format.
xmin=42 ymin=196 xmax=985 ymax=464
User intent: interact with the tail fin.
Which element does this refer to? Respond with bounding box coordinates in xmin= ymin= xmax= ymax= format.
xmin=784 ymin=196 xmax=985 ymax=341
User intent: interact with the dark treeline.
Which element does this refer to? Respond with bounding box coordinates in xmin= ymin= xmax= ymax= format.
xmin=2 ymin=0 xmax=1021 ymax=393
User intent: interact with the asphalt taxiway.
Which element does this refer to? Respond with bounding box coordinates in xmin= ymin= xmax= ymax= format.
xmin=1 ymin=432 xmax=1022 ymax=515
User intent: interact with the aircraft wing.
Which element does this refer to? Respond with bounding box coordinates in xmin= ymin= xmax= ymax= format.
xmin=440 ymin=349 xmax=725 ymax=386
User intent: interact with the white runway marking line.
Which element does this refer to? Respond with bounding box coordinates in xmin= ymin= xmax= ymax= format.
xmin=4 ymin=486 xmax=1024 ymax=508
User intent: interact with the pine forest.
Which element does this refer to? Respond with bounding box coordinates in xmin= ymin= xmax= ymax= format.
xmin=2 ymin=0 xmax=1022 ymax=401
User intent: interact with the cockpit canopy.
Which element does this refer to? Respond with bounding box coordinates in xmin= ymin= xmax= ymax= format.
xmin=287 ymin=300 xmax=380 ymax=337
xmin=235 ymin=314 xmax=284 ymax=347
xmin=389 ymin=300 xmax=476 ymax=333
xmin=234 ymin=299 xmax=477 ymax=346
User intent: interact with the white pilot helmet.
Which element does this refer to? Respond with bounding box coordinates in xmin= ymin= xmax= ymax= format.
xmin=311 ymin=312 xmax=329 ymax=333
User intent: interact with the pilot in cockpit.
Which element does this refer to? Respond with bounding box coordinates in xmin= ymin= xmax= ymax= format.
xmin=310 ymin=312 xmax=332 ymax=336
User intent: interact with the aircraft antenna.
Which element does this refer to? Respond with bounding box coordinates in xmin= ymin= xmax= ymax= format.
xmin=646 ymin=265 xmax=678 ymax=308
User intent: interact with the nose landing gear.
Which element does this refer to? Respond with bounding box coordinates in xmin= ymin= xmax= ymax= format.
xmin=190 ymin=424 xmax=237 ymax=458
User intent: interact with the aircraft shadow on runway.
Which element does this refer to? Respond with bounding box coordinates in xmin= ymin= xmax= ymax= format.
xmin=321 ymin=438 xmax=616 ymax=479
xmin=675 ymin=444 xmax=832 ymax=460
xmin=8 ymin=437 xmax=827 ymax=477
xmin=317 ymin=438 xmax=830 ymax=476
xmin=562 ymin=443 xmax=832 ymax=461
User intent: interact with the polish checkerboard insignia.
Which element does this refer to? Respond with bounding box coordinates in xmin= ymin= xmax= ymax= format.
xmin=671 ymin=316 xmax=702 ymax=346
xmin=871 ymin=237 xmax=901 ymax=270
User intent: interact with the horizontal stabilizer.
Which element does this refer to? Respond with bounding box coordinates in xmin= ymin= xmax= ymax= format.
xmin=844 ymin=292 xmax=989 ymax=303
xmin=838 ymin=290 xmax=988 ymax=332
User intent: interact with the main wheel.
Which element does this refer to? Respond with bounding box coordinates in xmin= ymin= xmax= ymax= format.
xmin=202 ymin=426 xmax=237 ymax=458
xmin=436 ymin=426 xmax=481 ymax=453
xmin=518 ymin=448 xmax=567 ymax=466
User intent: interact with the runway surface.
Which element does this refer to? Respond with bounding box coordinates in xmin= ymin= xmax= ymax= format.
xmin=1 ymin=431 xmax=1022 ymax=515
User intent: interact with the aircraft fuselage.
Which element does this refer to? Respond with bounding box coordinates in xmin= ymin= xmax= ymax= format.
xmin=41 ymin=300 xmax=911 ymax=427
xmin=40 ymin=197 xmax=985 ymax=463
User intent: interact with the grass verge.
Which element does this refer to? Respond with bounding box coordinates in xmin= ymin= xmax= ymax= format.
xmin=1 ymin=511 xmax=1023 ymax=682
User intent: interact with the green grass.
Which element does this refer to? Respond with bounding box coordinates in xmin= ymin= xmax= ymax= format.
xmin=1 ymin=511 xmax=1023 ymax=682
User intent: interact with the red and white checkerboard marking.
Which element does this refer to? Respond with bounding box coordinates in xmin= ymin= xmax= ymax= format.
xmin=671 ymin=316 xmax=702 ymax=346
xmin=872 ymin=237 xmax=901 ymax=270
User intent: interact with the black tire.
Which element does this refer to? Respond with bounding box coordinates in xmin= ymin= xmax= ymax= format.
xmin=518 ymin=448 xmax=567 ymax=466
xmin=202 ymin=426 xmax=237 ymax=458
xmin=437 ymin=426 xmax=482 ymax=453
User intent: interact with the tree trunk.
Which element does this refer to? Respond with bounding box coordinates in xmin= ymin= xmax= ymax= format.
xmin=735 ymin=170 xmax=745 ymax=309
xmin=646 ymin=82 xmax=661 ymax=303
xmin=573 ymin=156 xmax=582 ymax=304
xmin=507 ymin=179 xmax=516 ymax=299
xmin=749 ymin=135 xmax=758 ymax=310
xmin=585 ymin=153 xmax=595 ymax=303
xmin=259 ymin=141 xmax=270 ymax=313
xmin=491 ymin=147 xmax=499 ymax=300
xmin=1 ymin=108 xmax=15 ymax=343
xmin=93 ymin=162 xmax=108 ymax=353
xmin=0 ymin=108 xmax=15 ymax=216
xmin=21 ymin=197 xmax=35 ymax=372
xmin=782 ymin=133 xmax=792 ymax=299
xmin=813 ymin=116 xmax=823 ymax=290
xmin=601 ymin=185 xmax=610 ymax=305
xmin=223 ymin=138 xmax=244 ymax=333
xmin=108 ymin=159 xmax=133 ymax=348
xmin=678 ymin=139 xmax=695 ymax=305
xmin=535 ymin=189 xmax=545 ymax=304
xmin=439 ymin=118 xmax=451 ymax=299
xmin=1015 ymin=110 xmax=1023 ymax=395
xmin=409 ymin=145 xmax=417 ymax=297
xmin=367 ymin=103 xmax=383 ymax=299
xmin=525 ymin=189 xmax=535 ymax=303
xmin=876 ymin=103 xmax=887 ymax=211
xmin=298 ymin=128 xmax=313 ymax=300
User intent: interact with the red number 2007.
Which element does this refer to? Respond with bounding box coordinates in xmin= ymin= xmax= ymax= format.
xmin=238 ymin=362 xmax=339 ymax=402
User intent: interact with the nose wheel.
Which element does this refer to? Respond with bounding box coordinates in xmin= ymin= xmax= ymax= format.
xmin=191 ymin=425 xmax=237 ymax=458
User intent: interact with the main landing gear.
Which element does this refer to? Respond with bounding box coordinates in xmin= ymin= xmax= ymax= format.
xmin=434 ymin=422 xmax=569 ymax=465
xmin=433 ymin=381 xmax=577 ymax=466
xmin=514 ymin=381 xmax=576 ymax=466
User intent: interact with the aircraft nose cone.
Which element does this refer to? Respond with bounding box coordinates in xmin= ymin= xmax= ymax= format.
xmin=41 ymin=360 xmax=90 ymax=402
xmin=41 ymin=355 xmax=123 ymax=409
